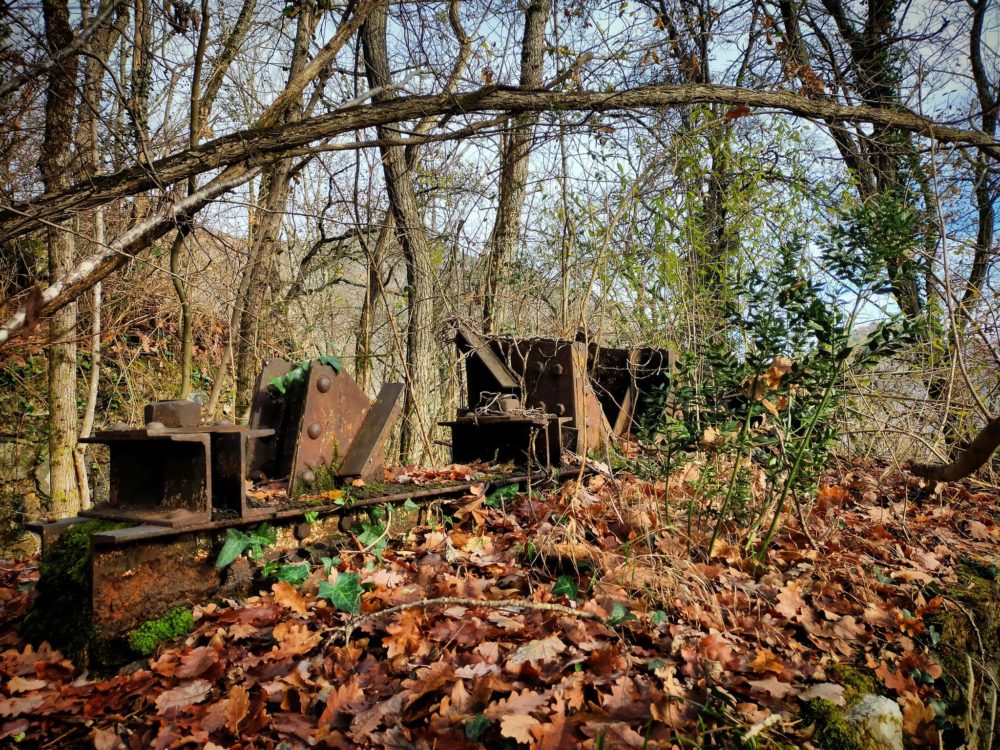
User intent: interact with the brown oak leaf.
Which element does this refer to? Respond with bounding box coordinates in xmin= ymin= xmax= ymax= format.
xmin=506 ymin=636 xmax=566 ymax=668
xmin=155 ymin=680 xmax=212 ymax=714
xmin=272 ymin=581 xmax=308 ymax=615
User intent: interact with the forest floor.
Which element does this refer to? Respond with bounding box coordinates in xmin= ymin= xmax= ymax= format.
xmin=0 ymin=459 xmax=998 ymax=749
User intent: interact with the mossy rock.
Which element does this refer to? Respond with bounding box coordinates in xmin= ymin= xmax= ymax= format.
xmin=826 ymin=663 xmax=881 ymax=708
xmin=20 ymin=520 xmax=130 ymax=668
xmin=801 ymin=699 xmax=864 ymax=750
xmin=928 ymin=559 xmax=1000 ymax=750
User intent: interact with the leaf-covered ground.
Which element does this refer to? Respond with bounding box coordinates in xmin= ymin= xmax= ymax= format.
xmin=0 ymin=460 xmax=998 ymax=749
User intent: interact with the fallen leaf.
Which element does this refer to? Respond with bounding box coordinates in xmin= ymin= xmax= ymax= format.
xmin=507 ymin=636 xmax=566 ymax=668
xmin=798 ymin=683 xmax=845 ymax=705
xmin=748 ymin=649 xmax=785 ymax=676
xmin=272 ymin=581 xmax=308 ymax=615
xmin=748 ymin=678 xmax=796 ymax=699
xmin=155 ymin=680 xmax=212 ymax=714
xmin=225 ymin=685 xmax=250 ymax=734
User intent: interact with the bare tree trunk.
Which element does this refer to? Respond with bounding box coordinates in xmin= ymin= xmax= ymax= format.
xmin=362 ymin=0 xmax=436 ymax=462
xmin=172 ymin=0 xmax=210 ymax=399
xmin=233 ymin=2 xmax=318 ymax=415
xmin=41 ymin=0 xmax=81 ymax=517
xmin=960 ymin=0 xmax=998 ymax=323
xmin=481 ymin=0 xmax=549 ymax=332
xmin=356 ymin=214 xmax=394 ymax=390
xmin=234 ymin=159 xmax=294 ymax=415
xmin=72 ymin=0 xmax=120 ymax=506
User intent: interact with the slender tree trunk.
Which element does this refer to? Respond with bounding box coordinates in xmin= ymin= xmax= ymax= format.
xmin=481 ymin=0 xmax=549 ymax=332
xmin=356 ymin=215 xmax=394 ymax=390
xmin=233 ymin=2 xmax=317 ymax=415
xmin=172 ymin=0 xmax=210 ymax=400
xmin=362 ymin=0 xmax=436 ymax=462
xmin=234 ymin=159 xmax=294 ymax=415
xmin=41 ymin=0 xmax=81 ymax=517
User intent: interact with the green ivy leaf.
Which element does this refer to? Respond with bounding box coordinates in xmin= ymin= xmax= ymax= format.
xmin=276 ymin=563 xmax=310 ymax=586
xmin=464 ymin=714 xmax=490 ymax=740
xmin=650 ymin=610 xmax=668 ymax=626
xmin=552 ymin=576 xmax=578 ymax=600
xmin=316 ymin=354 xmax=343 ymax=373
xmin=321 ymin=556 xmax=340 ymax=576
xmin=403 ymin=498 xmax=419 ymax=512
xmin=216 ymin=529 xmax=250 ymax=568
xmin=304 ymin=511 xmax=318 ymax=524
xmin=318 ymin=573 xmax=363 ymax=613
xmin=606 ymin=602 xmax=636 ymax=627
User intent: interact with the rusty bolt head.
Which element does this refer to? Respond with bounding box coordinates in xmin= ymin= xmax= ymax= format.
xmin=552 ymin=364 xmax=565 ymax=376
xmin=294 ymin=522 xmax=312 ymax=541
xmin=317 ymin=376 xmax=332 ymax=393
xmin=146 ymin=421 xmax=166 ymax=433
xmin=555 ymin=403 xmax=567 ymax=415
xmin=307 ymin=422 xmax=322 ymax=439
xmin=302 ymin=469 xmax=316 ymax=484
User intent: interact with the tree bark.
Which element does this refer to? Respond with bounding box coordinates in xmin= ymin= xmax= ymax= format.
xmin=911 ymin=416 xmax=1000 ymax=482
xmin=5 ymin=81 xmax=999 ymax=248
xmin=171 ymin=0 xmax=210 ymax=399
xmin=40 ymin=0 xmax=81 ymax=517
xmin=233 ymin=0 xmax=319 ymax=416
xmin=72 ymin=0 xmax=120 ymax=507
xmin=6 ymin=84 xmax=1000 ymax=345
xmin=481 ymin=0 xmax=549 ymax=332
xmin=362 ymin=0 xmax=436 ymax=462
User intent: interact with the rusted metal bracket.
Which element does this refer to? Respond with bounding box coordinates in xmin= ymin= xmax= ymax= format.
xmin=447 ymin=327 xmax=677 ymax=466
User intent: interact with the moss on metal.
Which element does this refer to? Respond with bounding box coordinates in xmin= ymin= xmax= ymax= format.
xmin=20 ymin=520 xmax=129 ymax=667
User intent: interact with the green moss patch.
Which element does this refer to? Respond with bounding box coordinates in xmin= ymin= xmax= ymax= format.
xmin=20 ymin=520 xmax=129 ymax=666
xmin=800 ymin=699 xmax=863 ymax=750
xmin=826 ymin=663 xmax=880 ymax=707
xmin=127 ymin=607 xmax=195 ymax=656
xmin=927 ymin=559 xmax=1000 ymax=748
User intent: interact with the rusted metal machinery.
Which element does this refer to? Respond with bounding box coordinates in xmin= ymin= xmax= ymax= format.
xmin=442 ymin=324 xmax=676 ymax=467
xmin=29 ymin=359 xmax=413 ymax=642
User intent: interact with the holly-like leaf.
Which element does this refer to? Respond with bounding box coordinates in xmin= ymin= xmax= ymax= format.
xmin=318 ymin=573 xmax=363 ymax=613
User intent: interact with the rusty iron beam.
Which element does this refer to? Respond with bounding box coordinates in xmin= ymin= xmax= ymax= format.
xmin=339 ymin=382 xmax=405 ymax=481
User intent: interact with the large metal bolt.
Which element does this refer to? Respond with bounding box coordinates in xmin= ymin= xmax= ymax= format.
xmin=301 ymin=469 xmax=316 ymax=484
xmin=317 ymin=376 xmax=332 ymax=393
xmin=555 ymin=402 xmax=566 ymax=415
xmin=552 ymin=364 xmax=564 ymax=376
xmin=307 ymin=422 xmax=322 ymax=439
xmin=293 ymin=522 xmax=311 ymax=541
